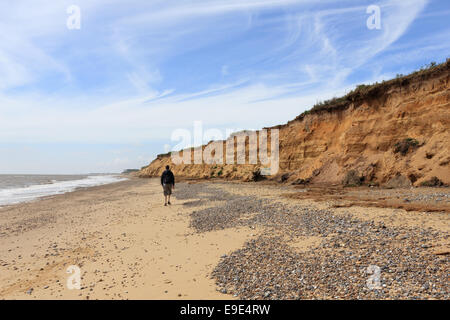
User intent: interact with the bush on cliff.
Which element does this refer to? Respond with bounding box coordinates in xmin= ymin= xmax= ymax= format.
xmin=342 ymin=170 xmax=364 ymax=187
xmin=420 ymin=177 xmax=446 ymax=187
xmin=252 ymin=169 xmax=266 ymax=182
xmin=394 ymin=138 xmax=420 ymax=156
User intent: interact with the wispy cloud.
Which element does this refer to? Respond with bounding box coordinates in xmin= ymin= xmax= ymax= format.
xmin=0 ymin=0 xmax=444 ymax=173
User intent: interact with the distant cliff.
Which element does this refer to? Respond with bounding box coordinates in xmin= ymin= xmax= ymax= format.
xmin=139 ymin=60 xmax=450 ymax=187
xmin=122 ymin=169 xmax=139 ymax=175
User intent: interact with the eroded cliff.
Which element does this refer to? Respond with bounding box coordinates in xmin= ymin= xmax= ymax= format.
xmin=139 ymin=61 xmax=450 ymax=187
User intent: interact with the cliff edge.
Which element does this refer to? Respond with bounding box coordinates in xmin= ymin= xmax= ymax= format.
xmin=139 ymin=60 xmax=450 ymax=187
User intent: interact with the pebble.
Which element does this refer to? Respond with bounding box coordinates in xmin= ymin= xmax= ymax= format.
xmin=176 ymin=182 xmax=450 ymax=300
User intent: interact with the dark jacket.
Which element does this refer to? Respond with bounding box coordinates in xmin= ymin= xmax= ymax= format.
xmin=161 ymin=169 xmax=175 ymax=186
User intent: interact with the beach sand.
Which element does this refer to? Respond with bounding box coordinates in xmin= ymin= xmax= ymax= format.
xmin=0 ymin=178 xmax=254 ymax=299
xmin=0 ymin=178 xmax=448 ymax=299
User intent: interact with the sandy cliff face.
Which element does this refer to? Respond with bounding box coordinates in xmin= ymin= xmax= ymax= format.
xmin=140 ymin=62 xmax=450 ymax=186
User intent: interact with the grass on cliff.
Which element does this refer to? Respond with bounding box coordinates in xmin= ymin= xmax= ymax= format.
xmin=294 ymin=58 xmax=450 ymax=121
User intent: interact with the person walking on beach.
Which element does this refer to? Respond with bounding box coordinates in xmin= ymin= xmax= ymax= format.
xmin=161 ymin=165 xmax=175 ymax=206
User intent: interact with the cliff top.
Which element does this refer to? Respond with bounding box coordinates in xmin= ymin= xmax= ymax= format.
xmin=268 ymin=58 xmax=450 ymax=129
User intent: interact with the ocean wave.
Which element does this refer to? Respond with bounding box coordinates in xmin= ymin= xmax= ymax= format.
xmin=0 ymin=175 xmax=127 ymax=206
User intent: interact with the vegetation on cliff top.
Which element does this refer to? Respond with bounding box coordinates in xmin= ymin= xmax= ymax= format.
xmin=291 ymin=58 xmax=450 ymax=123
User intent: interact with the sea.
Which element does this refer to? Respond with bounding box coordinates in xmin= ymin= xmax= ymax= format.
xmin=0 ymin=174 xmax=127 ymax=206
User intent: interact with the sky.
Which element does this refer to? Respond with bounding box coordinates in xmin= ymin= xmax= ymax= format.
xmin=0 ymin=0 xmax=449 ymax=174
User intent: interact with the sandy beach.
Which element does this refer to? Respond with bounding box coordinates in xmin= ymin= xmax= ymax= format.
xmin=0 ymin=178 xmax=448 ymax=300
xmin=0 ymin=178 xmax=255 ymax=299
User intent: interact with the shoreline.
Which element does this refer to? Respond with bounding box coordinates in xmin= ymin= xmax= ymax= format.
xmin=0 ymin=174 xmax=128 ymax=209
xmin=0 ymin=178 xmax=254 ymax=299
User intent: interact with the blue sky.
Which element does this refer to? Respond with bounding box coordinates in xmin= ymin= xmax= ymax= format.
xmin=0 ymin=0 xmax=449 ymax=174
